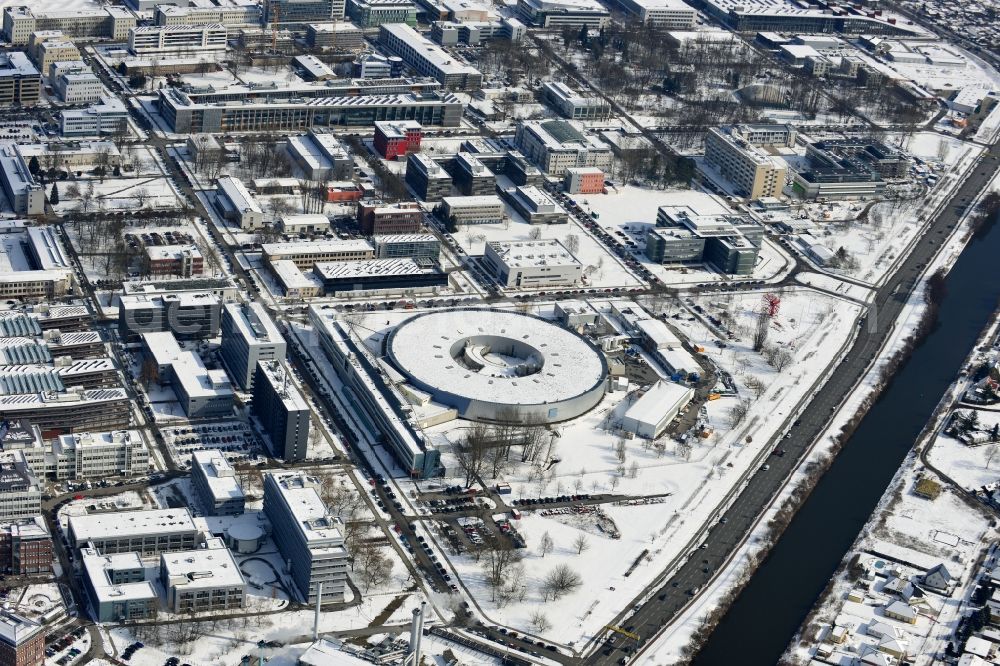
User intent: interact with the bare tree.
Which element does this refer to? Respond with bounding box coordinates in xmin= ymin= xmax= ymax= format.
xmin=538 ymin=531 xmax=554 ymax=558
xmin=572 ymin=533 xmax=590 ymax=555
xmin=772 ymin=349 xmax=793 ymax=372
xmin=614 ymin=438 xmax=627 ymax=463
xmin=541 ymin=564 xmax=582 ymax=600
xmin=454 ymin=423 xmax=490 ymax=487
xmin=482 ymin=545 xmax=523 ymax=601
xmin=564 ymin=233 xmax=580 ymax=254
xmin=728 ymin=399 xmax=751 ymax=428
xmin=745 ymin=375 xmax=767 ymax=398
xmin=357 ymin=543 xmax=393 ymax=591
xmin=753 ymin=311 xmax=770 ymax=352
xmin=530 ymin=609 xmax=552 ymax=633
xmin=528 ymin=226 xmax=543 ymax=240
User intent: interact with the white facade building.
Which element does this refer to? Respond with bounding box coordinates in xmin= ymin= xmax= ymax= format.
xmin=128 ymin=24 xmax=228 ymax=57
xmin=440 ymin=195 xmax=505 ymax=225
xmin=160 ymin=538 xmax=246 ymax=613
xmin=190 ymin=450 xmax=245 ymax=516
xmin=483 ymin=239 xmax=582 ymax=289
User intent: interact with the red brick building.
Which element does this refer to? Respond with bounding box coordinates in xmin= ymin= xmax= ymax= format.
xmin=373 ymin=120 xmax=422 ymax=160
xmin=0 ymin=517 xmax=52 ymax=575
xmin=357 ymin=202 xmax=424 ymax=236
xmin=0 ymin=610 xmax=45 ymax=666
xmin=325 ymin=182 xmax=364 ymax=203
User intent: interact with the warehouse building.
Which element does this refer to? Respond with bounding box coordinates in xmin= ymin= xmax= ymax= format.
xmin=621 ymin=380 xmax=694 ymax=439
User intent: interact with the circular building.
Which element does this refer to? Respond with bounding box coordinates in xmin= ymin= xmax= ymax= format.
xmin=386 ymin=308 xmax=607 ymax=424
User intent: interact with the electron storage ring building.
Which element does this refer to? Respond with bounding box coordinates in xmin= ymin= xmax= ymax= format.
xmin=385 ymin=308 xmax=608 ymax=424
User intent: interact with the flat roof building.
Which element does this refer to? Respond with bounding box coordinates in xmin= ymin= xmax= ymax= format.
xmin=263 ymin=472 xmax=349 ymax=603
xmin=160 ymin=538 xmax=246 ymax=614
xmin=155 ymin=1 xmax=261 ymax=27
xmin=453 ymin=152 xmax=495 ymax=196
xmin=0 ymin=460 xmax=40 ymax=523
xmin=0 ymin=145 xmax=43 ymax=216
xmin=405 ymin=152 xmax=453 ymax=201
xmin=440 ymin=195 xmax=505 ymax=225
xmin=119 ymin=292 xmax=222 ymax=341
xmin=646 ymin=205 xmax=764 ymax=275
xmin=191 ymin=450 xmax=245 ymax=516
xmin=67 ymin=508 xmax=200 ymax=556
xmin=622 ymin=380 xmax=694 ymax=439
xmin=263 ymin=239 xmax=375 ymax=270
xmin=348 ymin=0 xmax=418 ymax=27
xmin=516 ymin=0 xmax=610 ymax=28
xmin=60 ymin=96 xmax=128 ymax=137
xmin=703 ymin=124 xmax=792 ymax=200
xmin=81 ymin=549 xmax=158 ymax=623
xmin=373 ymin=234 xmax=440 ymax=260
xmin=0 ymin=223 xmax=74 ymax=300
xmin=2 ymin=6 xmax=136 ymax=46
xmin=500 ymin=185 xmax=569 ymax=225
xmin=541 ymin=81 xmax=611 ymax=120
xmin=483 ymin=239 xmax=582 ymax=289
xmin=215 ymin=176 xmax=265 ymax=230
xmin=0 ymin=52 xmax=40 ymax=107
xmin=312 ymin=257 xmax=448 ymax=294
xmin=0 ymin=610 xmax=44 ymax=666
xmin=378 ymin=23 xmax=483 ymax=91
xmin=357 ymin=201 xmax=424 ymax=235
xmin=613 ymin=0 xmax=696 ymax=27
xmin=307 ymin=22 xmax=365 ymax=49
xmin=514 ymin=119 xmax=613 ymax=176
xmin=220 ymin=302 xmax=286 ymax=391
xmin=252 ymin=361 xmax=309 ymax=462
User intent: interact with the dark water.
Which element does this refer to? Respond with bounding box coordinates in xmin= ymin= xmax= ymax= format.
xmin=693 ymin=217 xmax=1000 ymax=665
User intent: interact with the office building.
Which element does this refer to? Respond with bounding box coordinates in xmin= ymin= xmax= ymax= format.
xmin=2 ymin=6 xmax=135 ymax=46
xmin=373 ymin=120 xmax=422 ymax=159
xmin=0 ymin=148 xmax=44 ymax=217
xmin=263 ymin=240 xmax=374 ymax=270
xmin=264 ymin=0 xmax=346 ymax=23
xmin=161 ymin=538 xmax=246 ymax=613
xmin=191 ymin=450 xmax=245 ymax=516
xmin=453 ymin=152 xmax=495 ymax=196
xmin=357 ymin=201 xmax=424 ymax=235
xmin=564 ymin=166 xmax=605 ymax=194
xmin=541 ymin=81 xmax=611 ymax=121
xmin=4 ymin=429 xmax=149 ymax=481
xmin=31 ymin=38 xmax=79 ymax=72
xmin=252 ymin=361 xmax=309 ymax=462
xmin=0 ymin=517 xmax=51 ymax=575
xmin=483 ymin=239 xmax=582 ymax=289
xmin=430 ymin=20 xmax=505 ymax=46
xmin=0 ymin=388 xmax=129 ymax=436
xmin=703 ymin=125 xmax=792 ymax=200
xmin=294 ymin=55 xmax=336 ymax=81
xmin=312 ymin=258 xmax=448 ymax=294
xmin=0 ymin=460 xmax=40 ymax=523
xmin=158 ymin=87 xmax=463 ymax=133
xmin=128 ymin=24 xmax=228 ymax=57
xmin=214 ymin=176 xmax=265 ymax=230
xmin=310 ymin=311 xmax=442 ymax=478
xmin=500 ymin=185 xmax=568 ymax=224
xmin=155 ymin=1 xmax=261 ymax=27
xmin=122 ymin=277 xmax=239 ymax=303
xmin=145 ymin=245 xmax=203 ymax=278
xmin=67 ymin=508 xmax=200 ymax=555
xmin=140 ymin=331 xmax=234 ymax=419
xmin=271 ymin=261 xmax=324 ymax=299
xmin=287 ymin=131 xmax=351 ymax=180
xmin=81 ymin=549 xmax=158 ymax=623
xmin=645 ymin=205 xmax=764 ymax=274
xmin=0 ymin=52 xmax=39 ymax=107
xmin=0 ymin=610 xmax=44 ymax=666
xmin=792 ymin=138 xmax=909 ymax=199
xmin=696 ymin=0 xmax=921 ymax=36
xmin=119 ymin=292 xmax=221 ymax=341
xmin=353 ymin=52 xmax=401 ymax=79
xmin=279 ymin=214 xmax=330 ymax=235
xmin=514 ymin=120 xmax=613 ymax=176
xmin=263 ymin=471 xmax=349 ymax=603
xmin=54 ymin=70 xmax=102 ymax=104
xmin=220 ymin=302 xmax=286 ymax=391
xmin=307 ymin=22 xmax=364 ymax=49
xmin=440 ymin=195 xmax=505 ymax=225
xmin=405 ymin=153 xmax=452 ymax=201
xmin=0 ymin=223 xmax=74 ymax=298
xmin=516 ymin=0 xmax=610 ymax=28
xmin=348 ymin=0 xmax=417 ymax=26
xmin=613 ymin=0 xmax=696 ymax=27
xmin=373 ymin=234 xmax=440 ymax=260
xmin=379 ymin=23 xmax=483 ymax=91
xmin=60 ymin=96 xmax=128 ymax=137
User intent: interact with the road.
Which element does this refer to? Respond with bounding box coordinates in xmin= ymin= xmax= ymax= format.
xmin=588 ymin=141 xmax=1000 ymax=664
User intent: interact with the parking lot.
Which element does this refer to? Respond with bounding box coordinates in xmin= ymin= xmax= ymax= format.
xmin=161 ymin=421 xmax=263 ymax=468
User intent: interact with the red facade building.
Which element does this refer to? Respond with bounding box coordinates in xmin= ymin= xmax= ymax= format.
xmin=373 ymin=120 xmax=422 ymax=159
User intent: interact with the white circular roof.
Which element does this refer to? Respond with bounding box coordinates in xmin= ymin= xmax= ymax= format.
xmin=387 ymin=309 xmax=607 ymax=408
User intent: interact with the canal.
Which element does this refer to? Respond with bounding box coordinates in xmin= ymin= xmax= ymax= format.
xmin=693 ymin=215 xmax=1000 ymax=665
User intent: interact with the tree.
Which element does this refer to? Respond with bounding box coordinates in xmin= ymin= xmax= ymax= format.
xmin=49 ymin=183 xmax=59 ymax=205
xmin=572 ymin=533 xmax=590 ymax=555
xmin=28 ymin=156 xmax=39 ymax=175
xmin=529 ymin=610 xmax=551 ymax=633
xmin=538 ymin=531 xmax=554 ymax=558
xmin=772 ymin=349 xmax=793 ymax=372
xmin=753 ymin=310 xmax=770 ymax=352
xmin=728 ymin=399 xmax=750 ymax=428
xmin=564 ymin=233 xmax=580 ymax=254
xmin=745 ymin=375 xmax=767 ymax=398
xmin=542 ymin=564 xmax=582 ymax=600
xmin=482 ymin=545 xmax=522 ymax=600
xmin=454 ymin=423 xmax=490 ymax=487
xmin=614 ymin=438 xmax=627 ymax=463
xmin=528 ymin=226 xmax=543 ymax=240
xmin=357 ymin=543 xmax=393 ymax=592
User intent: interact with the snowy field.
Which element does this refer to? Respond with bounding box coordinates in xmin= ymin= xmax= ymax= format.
xmin=926 ymin=410 xmax=1000 ymax=493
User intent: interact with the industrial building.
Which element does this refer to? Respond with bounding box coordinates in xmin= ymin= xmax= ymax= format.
xmin=541 ymin=81 xmax=611 ymax=120
xmin=263 ymin=472 xmax=349 ymax=603
xmin=378 ymin=23 xmax=483 ymax=91
xmin=0 ymin=52 xmax=39 ymax=107
xmin=514 ymin=120 xmax=614 ymax=176
xmin=119 ymin=292 xmax=222 ymax=341
xmin=271 ymin=261 xmax=325 ymax=299
xmin=358 ymin=201 xmax=425 ymax=235
xmin=191 ymin=450 xmax=246 ymax=516
xmin=215 ymin=176 xmax=265 ymax=230
xmin=516 ymin=0 xmax=610 ymax=27
xmin=621 ymin=381 xmax=695 ymax=438
xmin=220 ymin=302 xmax=287 ymax=391
xmin=440 ymin=195 xmax=505 ymax=225
xmin=311 ymin=310 xmax=442 ymax=477
xmin=373 ymin=120 xmax=422 ymax=159
xmin=645 ymin=205 xmax=764 ymax=274
xmin=81 ymin=549 xmax=158 ymax=623
xmin=348 ymin=0 xmax=418 ymax=26
xmin=157 ymin=87 xmax=463 ymax=133
xmin=385 ymin=308 xmax=608 ymax=423
xmin=406 ymin=153 xmax=453 ymax=201
xmin=160 ymin=538 xmax=246 ymax=614
xmin=252 ymin=360 xmax=310 ymax=462
xmin=67 ymin=508 xmax=201 ymax=555
xmin=0 ymin=517 xmax=51 ymax=575
xmin=703 ymin=124 xmax=793 ymax=200
xmin=483 ymin=239 xmax=582 ymax=289
xmin=0 ymin=223 xmax=74 ymax=299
